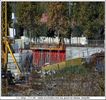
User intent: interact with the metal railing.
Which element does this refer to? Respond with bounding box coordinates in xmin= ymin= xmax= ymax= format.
xmin=30 ymin=40 xmax=104 ymax=48
xmin=87 ymin=40 xmax=104 ymax=47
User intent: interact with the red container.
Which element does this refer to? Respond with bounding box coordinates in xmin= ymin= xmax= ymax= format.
xmin=32 ymin=49 xmax=65 ymax=67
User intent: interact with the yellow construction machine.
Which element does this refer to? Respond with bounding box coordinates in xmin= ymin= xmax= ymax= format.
xmin=1 ymin=2 xmax=21 ymax=95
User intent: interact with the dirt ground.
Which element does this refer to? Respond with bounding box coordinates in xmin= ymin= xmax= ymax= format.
xmin=8 ymin=67 xmax=105 ymax=96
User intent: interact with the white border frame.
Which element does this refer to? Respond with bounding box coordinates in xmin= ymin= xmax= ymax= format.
xmin=0 ymin=0 xmax=105 ymax=99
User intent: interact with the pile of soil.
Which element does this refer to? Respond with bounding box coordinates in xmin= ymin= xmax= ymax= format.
xmin=90 ymin=51 xmax=104 ymax=72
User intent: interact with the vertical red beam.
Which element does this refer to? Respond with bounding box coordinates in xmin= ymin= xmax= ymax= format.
xmin=51 ymin=51 xmax=53 ymax=64
xmin=44 ymin=50 xmax=46 ymax=64
xmin=43 ymin=50 xmax=46 ymax=65
xmin=54 ymin=51 xmax=56 ymax=63
xmin=56 ymin=51 xmax=58 ymax=63
xmin=36 ymin=50 xmax=38 ymax=65
xmin=56 ymin=51 xmax=57 ymax=62
xmin=49 ymin=50 xmax=51 ymax=64
xmin=39 ymin=50 xmax=41 ymax=67
xmin=33 ymin=50 xmax=39 ymax=66
xmin=35 ymin=50 xmax=38 ymax=65
xmin=60 ymin=51 xmax=62 ymax=62
xmin=41 ymin=50 xmax=43 ymax=66
xmin=51 ymin=51 xmax=53 ymax=63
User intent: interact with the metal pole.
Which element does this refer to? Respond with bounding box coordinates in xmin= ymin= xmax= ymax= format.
xmin=4 ymin=2 xmax=8 ymax=95
xmin=69 ymin=2 xmax=72 ymax=46
xmin=13 ymin=3 xmax=16 ymax=43
xmin=69 ymin=2 xmax=71 ymax=17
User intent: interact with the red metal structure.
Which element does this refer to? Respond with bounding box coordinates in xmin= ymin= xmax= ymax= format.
xmin=32 ymin=48 xmax=66 ymax=67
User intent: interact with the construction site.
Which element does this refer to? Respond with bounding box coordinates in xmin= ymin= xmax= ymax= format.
xmin=1 ymin=2 xmax=105 ymax=96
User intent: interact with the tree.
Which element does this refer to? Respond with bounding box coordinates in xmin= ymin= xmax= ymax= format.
xmin=46 ymin=2 xmax=69 ymax=43
xmin=12 ymin=2 xmax=104 ymax=41
xmin=15 ymin=2 xmax=47 ymax=40
xmin=71 ymin=2 xmax=105 ymax=40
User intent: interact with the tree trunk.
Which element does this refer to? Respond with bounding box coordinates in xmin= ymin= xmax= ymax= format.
xmin=35 ymin=37 xmax=37 ymax=44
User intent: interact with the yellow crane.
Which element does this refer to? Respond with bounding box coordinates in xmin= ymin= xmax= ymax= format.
xmin=1 ymin=2 xmax=21 ymax=95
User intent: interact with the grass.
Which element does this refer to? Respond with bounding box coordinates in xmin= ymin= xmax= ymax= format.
xmin=42 ymin=62 xmax=65 ymax=71
xmin=66 ymin=58 xmax=83 ymax=67
xmin=62 ymin=65 xmax=88 ymax=76
xmin=42 ymin=58 xmax=83 ymax=71
xmin=42 ymin=58 xmax=88 ymax=79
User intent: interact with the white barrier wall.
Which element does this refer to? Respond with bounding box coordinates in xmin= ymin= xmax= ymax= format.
xmin=66 ymin=47 xmax=104 ymax=60
xmin=39 ymin=36 xmax=87 ymax=45
xmin=7 ymin=50 xmax=33 ymax=78
xmin=8 ymin=53 xmax=22 ymax=77
xmin=71 ymin=37 xmax=87 ymax=45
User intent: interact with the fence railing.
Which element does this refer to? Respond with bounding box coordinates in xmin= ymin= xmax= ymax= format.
xmin=87 ymin=40 xmax=104 ymax=47
xmin=30 ymin=40 xmax=104 ymax=48
xmin=66 ymin=40 xmax=104 ymax=47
